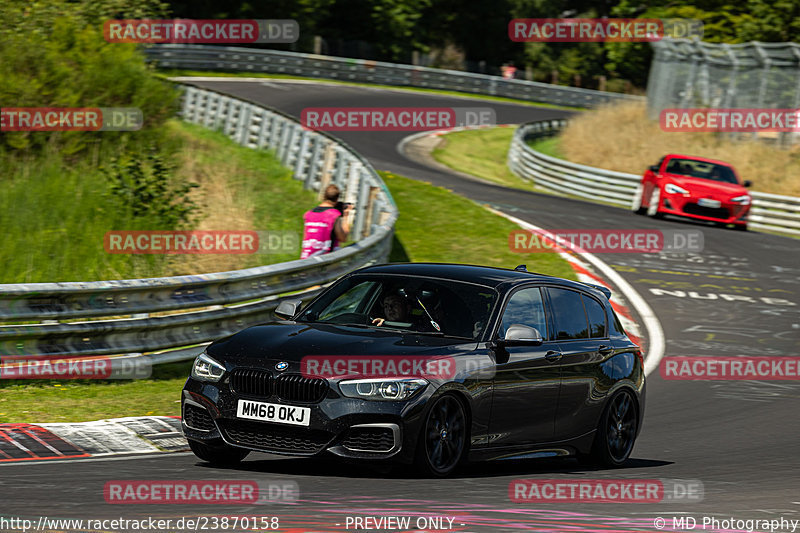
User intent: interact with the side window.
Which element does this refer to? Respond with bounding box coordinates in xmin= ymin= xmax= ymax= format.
xmin=318 ymin=281 xmax=376 ymax=320
xmin=612 ymin=309 xmax=625 ymax=335
xmin=499 ymin=287 xmax=547 ymax=339
xmin=582 ymin=295 xmax=607 ymax=338
xmin=547 ymin=288 xmax=589 ymax=340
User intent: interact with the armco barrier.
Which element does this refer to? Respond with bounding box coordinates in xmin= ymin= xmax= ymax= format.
xmin=0 ymin=84 xmax=397 ymax=362
xmin=508 ymin=120 xmax=800 ymax=236
xmin=144 ymin=44 xmax=643 ymax=109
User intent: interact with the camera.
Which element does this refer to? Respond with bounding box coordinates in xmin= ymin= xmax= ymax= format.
xmin=335 ymin=201 xmax=354 ymax=214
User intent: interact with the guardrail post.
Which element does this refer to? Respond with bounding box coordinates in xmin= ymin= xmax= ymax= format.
xmin=277 ymin=121 xmax=295 ymax=163
xmin=303 ymin=135 xmax=325 ymax=190
xmin=353 ymin=169 xmax=370 ymax=240
xmin=362 ymin=186 xmax=380 ymax=239
xmin=256 ymin=112 xmax=271 ymax=148
xmin=181 ymin=86 xmax=196 ymax=121
xmin=315 ymin=142 xmax=336 ymax=198
xmin=268 ymin=114 xmax=282 ymax=150
xmin=237 ymin=104 xmax=252 ymax=145
xmin=292 ymin=129 xmax=310 ymax=178
xmin=333 ymin=148 xmax=348 ymax=188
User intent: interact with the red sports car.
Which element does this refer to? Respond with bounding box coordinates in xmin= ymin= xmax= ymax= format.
xmin=631 ymin=154 xmax=752 ymax=230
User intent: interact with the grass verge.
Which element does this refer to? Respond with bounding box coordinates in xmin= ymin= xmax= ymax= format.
xmin=430 ymin=127 xmax=535 ymax=191
xmin=1 ymin=171 xmax=576 ymax=423
xmin=0 ymin=362 xmax=191 ymax=423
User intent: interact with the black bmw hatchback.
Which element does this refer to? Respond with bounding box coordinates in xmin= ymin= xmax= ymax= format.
xmin=182 ymin=263 xmax=645 ymax=476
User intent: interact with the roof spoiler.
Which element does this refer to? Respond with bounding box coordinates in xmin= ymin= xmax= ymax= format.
xmin=581 ymin=282 xmax=612 ymax=300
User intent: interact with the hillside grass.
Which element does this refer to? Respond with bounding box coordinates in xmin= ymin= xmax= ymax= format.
xmin=558 ymin=101 xmax=800 ymax=197
xmin=0 ymin=120 xmax=316 ymax=283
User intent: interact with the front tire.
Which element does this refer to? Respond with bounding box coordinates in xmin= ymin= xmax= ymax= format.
xmin=646 ymin=188 xmax=663 ymax=218
xmin=415 ymin=394 xmax=468 ymax=477
xmin=631 ymin=184 xmax=646 ymax=215
xmin=188 ymin=439 xmax=250 ymax=466
xmin=586 ymin=389 xmax=639 ymax=467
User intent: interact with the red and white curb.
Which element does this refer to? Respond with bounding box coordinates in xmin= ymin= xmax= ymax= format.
xmin=0 ymin=416 xmax=187 ymax=463
xmin=487 ymin=208 xmax=665 ymax=376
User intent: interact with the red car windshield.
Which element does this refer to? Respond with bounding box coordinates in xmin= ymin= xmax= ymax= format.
xmin=664 ymin=158 xmax=739 ymax=185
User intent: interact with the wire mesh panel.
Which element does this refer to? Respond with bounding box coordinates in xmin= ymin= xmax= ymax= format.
xmin=648 ymin=38 xmax=800 ymax=143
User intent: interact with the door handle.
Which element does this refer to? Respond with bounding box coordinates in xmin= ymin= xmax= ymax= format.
xmin=545 ymin=350 xmax=562 ymax=362
xmin=598 ymin=345 xmax=613 ymax=356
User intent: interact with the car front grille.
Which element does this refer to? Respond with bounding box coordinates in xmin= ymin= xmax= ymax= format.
xmin=341 ymin=426 xmax=395 ymax=452
xmin=230 ymin=368 xmax=273 ymax=397
xmin=274 ymin=374 xmax=328 ymax=403
xmin=683 ymin=203 xmax=730 ymax=220
xmin=219 ymin=419 xmax=333 ymax=454
xmin=183 ymin=404 xmax=216 ymax=432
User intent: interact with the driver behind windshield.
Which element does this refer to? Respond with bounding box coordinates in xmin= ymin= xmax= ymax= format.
xmin=371 ymin=291 xmax=437 ymax=331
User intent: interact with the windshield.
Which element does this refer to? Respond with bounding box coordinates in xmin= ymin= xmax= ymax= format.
xmin=298 ymin=275 xmax=497 ymax=340
xmin=664 ymin=158 xmax=739 ymax=185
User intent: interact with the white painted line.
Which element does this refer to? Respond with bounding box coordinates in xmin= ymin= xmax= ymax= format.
xmin=0 ymin=452 xmax=195 ymax=468
xmin=486 ymin=209 xmax=666 ymax=376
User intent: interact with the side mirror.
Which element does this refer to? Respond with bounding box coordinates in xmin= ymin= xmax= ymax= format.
xmin=274 ymin=299 xmax=302 ymax=320
xmin=743 ymin=180 xmax=752 ymax=188
xmin=499 ymin=324 xmax=544 ymax=346
xmin=649 ymin=165 xmax=659 ymax=173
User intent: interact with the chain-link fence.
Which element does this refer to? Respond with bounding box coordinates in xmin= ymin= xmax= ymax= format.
xmin=647 ymin=38 xmax=800 ymax=143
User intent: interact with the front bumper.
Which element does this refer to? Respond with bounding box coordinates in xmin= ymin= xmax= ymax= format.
xmin=659 ymin=192 xmax=750 ymax=225
xmin=182 ymin=377 xmax=429 ymax=463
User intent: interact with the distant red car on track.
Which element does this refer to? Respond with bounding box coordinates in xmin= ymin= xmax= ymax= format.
xmin=631 ymin=154 xmax=752 ymax=230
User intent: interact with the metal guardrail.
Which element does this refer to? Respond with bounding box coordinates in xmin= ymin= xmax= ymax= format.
xmin=144 ymin=44 xmax=643 ymax=109
xmin=0 ymin=84 xmax=398 ymax=362
xmin=508 ymin=120 xmax=800 ymax=236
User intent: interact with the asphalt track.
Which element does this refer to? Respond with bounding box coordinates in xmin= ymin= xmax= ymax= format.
xmin=2 ymin=80 xmax=799 ymax=533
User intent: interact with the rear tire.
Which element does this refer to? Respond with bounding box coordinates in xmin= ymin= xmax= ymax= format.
xmin=188 ymin=439 xmax=250 ymax=466
xmin=631 ymin=184 xmax=646 ymax=215
xmin=585 ymin=389 xmax=639 ymax=468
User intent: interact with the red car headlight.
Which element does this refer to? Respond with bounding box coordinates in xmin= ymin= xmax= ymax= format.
xmin=664 ymin=183 xmax=689 ymax=196
xmin=730 ymin=195 xmax=751 ymax=205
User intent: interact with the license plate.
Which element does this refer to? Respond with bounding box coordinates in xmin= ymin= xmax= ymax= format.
xmin=236 ymin=400 xmax=310 ymax=426
xmin=697 ymin=198 xmax=721 ymax=208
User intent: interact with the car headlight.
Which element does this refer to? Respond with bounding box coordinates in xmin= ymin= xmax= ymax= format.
xmin=339 ymin=378 xmax=428 ymax=401
xmin=730 ymin=195 xmax=751 ymax=205
xmin=664 ymin=183 xmax=689 ymax=195
xmin=191 ymin=353 xmax=226 ymax=382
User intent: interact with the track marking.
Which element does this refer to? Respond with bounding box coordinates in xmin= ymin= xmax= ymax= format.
xmin=486 ymin=209 xmax=666 ymax=376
